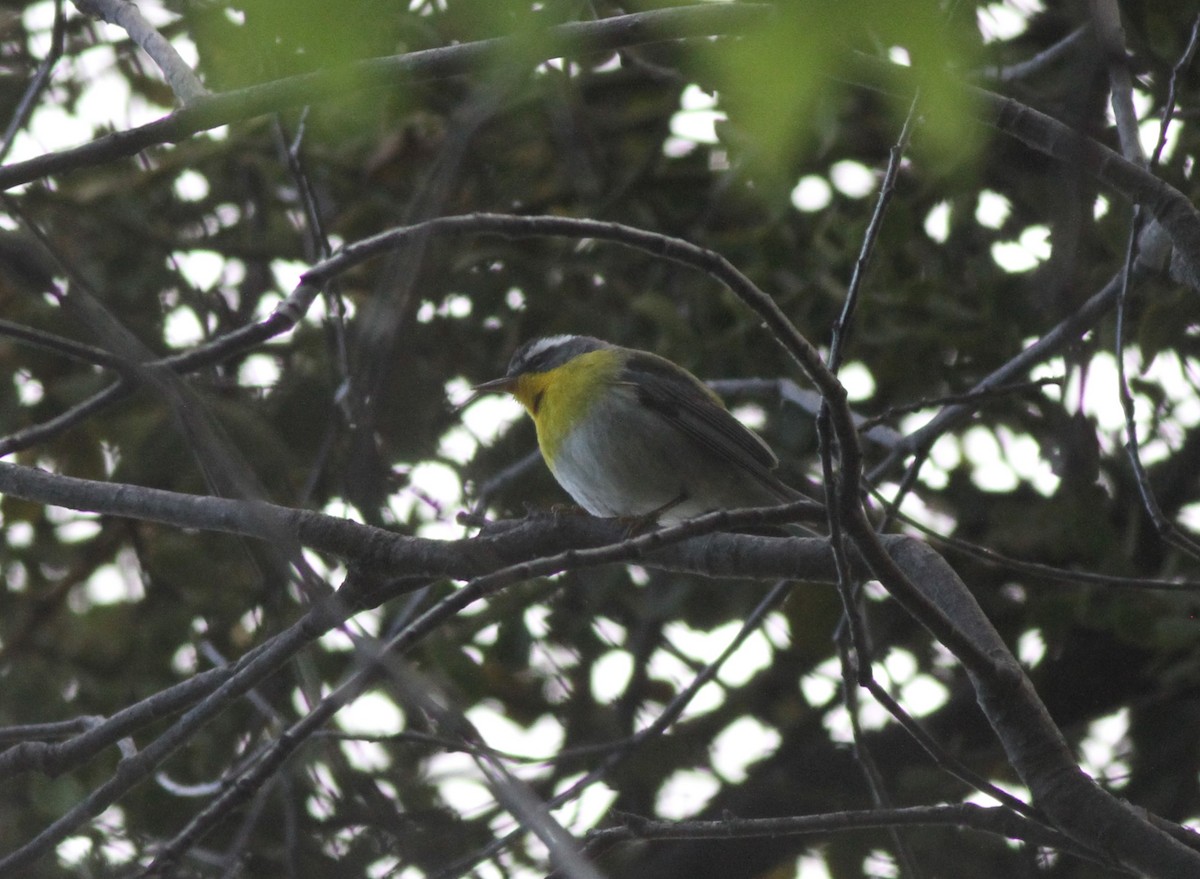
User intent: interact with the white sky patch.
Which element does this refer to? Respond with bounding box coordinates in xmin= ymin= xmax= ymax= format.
xmin=664 ymin=83 xmax=725 ymax=157
xmin=888 ymin=46 xmax=911 ymax=67
xmin=1145 ymin=353 xmax=1200 ymax=428
xmin=367 ymin=857 xmax=403 ymax=879
xmin=51 ymin=507 xmax=101 ymax=543
xmin=171 ymin=642 xmax=198 ymax=676
xmin=1125 ymin=88 xmax=1182 ymax=162
xmin=717 ymin=628 xmax=773 ymax=686
xmin=416 ymin=293 xmax=472 ymax=323
xmin=12 ymin=4 xmax=172 ymax=165
xmin=892 ymin=488 xmax=958 ymax=535
xmin=800 ymin=656 xmax=842 ymax=708
xmin=163 ymin=306 xmax=204 ymax=348
xmin=319 ymin=622 xmax=359 ymax=653
xmin=673 ymin=84 xmax=724 ymax=142
xmin=864 ymin=850 xmax=899 ymax=878
xmin=460 ymin=392 xmax=523 ymax=443
xmin=1017 ymin=628 xmax=1046 ymax=667
xmin=525 ymin=604 xmax=551 ymax=639
xmin=1070 ymin=352 xmax=1124 ymax=433
xmin=977 ymin=0 xmax=1041 ymax=44
xmin=552 ymin=777 xmax=617 ymax=834
xmin=338 ymin=691 xmax=404 ymax=737
xmin=82 ymin=554 xmax=145 ymax=605
xmin=922 ymin=434 xmax=958 ymax=491
xmin=877 ymin=649 xmax=916 ymax=688
xmin=820 ymin=691 xmax=888 ymax=739
xmin=1094 ymin=195 xmax=1110 ymax=220
xmin=731 ymin=402 xmax=766 ymax=431
xmin=305 ymin=766 xmax=339 ymax=820
xmin=655 ymin=769 xmax=720 ymax=819
xmin=93 ymin=806 xmax=132 ymax=869
xmin=174 ymin=249 xmax=225 ymax=290
xmin=976 ymin=190 xmax=1011 ymax=229
xmin=646 ymin=646 xmax=725 ymax=716
xmin=903 ymin=673 xmax=950 ymax=716
xmin=6 ymin=520 xmax=34 ymax=548
xmin=839 ymin=361 xmax=875 ymax=402
xmin=999 ymin=426 xmax=1059 ymax=495
xmin=991 ymin=225 xmax=1050 ymax=272
xmin=167 ymin=24 xmax=200 ymax=70
xmin=427 ymin=750 xmax=492 ymax=816
xmin=761 ymin=611 xmax=791 ymax=650
xmin=174 ymin=169 xmax=210 ymax=202
xmin=340 ymin=738 xmax=391 ymax=773
xmin=797 ymin=853 xmax=834 ymax=879
xmin=1079 ymin=708 xmax=1131 ymax=789
xmin=791 ymin=174 xmax=832 ymax=212
xmin=1180 ymin=502 xmax=1200 ymax=535
xmin=663 ymin=620 xmax=773 ymax=688
xmin=594 ymin=616 xmax=627 ymax=647
xmin=15 ymin=371 xmax=44 ymax=406
xmin=897 ymin=409 xmax=954 ymax=489
xmin=394 ymin=460 xmax=465 ymax=538
xmin=863 ymin=580 xmax=888 ymax=602
xmin=16 ymin=106 xmax=94 ymax=164
xmin=962 ymin=425 xmax=1018 ymax=491
xmin=591 ymin=649 xmax=633 ymax=702
xmin=80 ymin=50 xmax=155 ymax=124
xmin=712 ymin=716 xmax=780 ymax=783
xmin=23 ymin=1 xmax=58 ymax=49
xmin=1052 ymin=350 xmax=1200 ymax=464
xmin=924 ymin=200 xmax=950 ymax=243
xmin=965 ymin=782 xmax=1032 ymax=809
xmin=271 ymin=259 xmax=307 ymax=297
xmin=57 ymin=836 xmax=93 ymax=868
xmin=238 ymin=353 xmax=281 ymax=390
xmin=822 ymin=699 xmax=888 ymax=742
xmin=438 ymin=424 xmax=479 ymax=465
xmin=829 ymin=160 xmax=876 ymax=199
xmin=468 ymin=706 xmax=564 ymax=761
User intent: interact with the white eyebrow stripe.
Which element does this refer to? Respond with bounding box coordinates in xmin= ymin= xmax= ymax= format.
xmin=523 ymin=335 xmax=576 ymax=360
xmin=511 ymin=334 xmax=579 ymax=373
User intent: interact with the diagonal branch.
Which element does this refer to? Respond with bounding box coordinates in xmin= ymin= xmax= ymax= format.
xmin=73 ymin=0 xmax=208 ymax=103
xmin=0 ymin=4 xmax=770 ymax=190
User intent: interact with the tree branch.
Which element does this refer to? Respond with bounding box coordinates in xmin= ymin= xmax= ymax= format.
xmin=73 ymin=0 xmax=208 ymax=103
xmin=0 ymin=4 xmax=770 ymax=190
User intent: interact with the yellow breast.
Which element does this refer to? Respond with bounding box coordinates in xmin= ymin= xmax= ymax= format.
xmin=511 ymin=349 xmax=622 ymax=462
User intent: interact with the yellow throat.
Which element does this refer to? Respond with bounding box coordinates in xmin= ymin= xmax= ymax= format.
xmin=510 ymin=348 xmax=621 ymax=463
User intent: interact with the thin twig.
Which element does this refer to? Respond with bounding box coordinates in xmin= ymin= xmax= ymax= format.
xmin=442 ymin=581 xmax=795 ymax=879
xmin=585 ymin=804 xmax=1102 ymax=863
xmin=990 ymin=23 xmax=1092 ymax=83
xmin=0 ymin=0 xmax=65 ymax=163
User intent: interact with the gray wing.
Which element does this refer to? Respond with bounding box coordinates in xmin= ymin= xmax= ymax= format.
xmin=618 ymin=350 xmax=782 ymax=478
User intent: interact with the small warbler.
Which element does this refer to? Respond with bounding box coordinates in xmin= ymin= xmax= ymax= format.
xmin=473 ymin=335 xmax=803 ymax=523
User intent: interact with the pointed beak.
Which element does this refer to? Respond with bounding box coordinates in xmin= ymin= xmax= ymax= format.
xmin=472 ymin=375 xmax=518 ymax=394
xmin=458 ymin=375 xmax=517 ymax=410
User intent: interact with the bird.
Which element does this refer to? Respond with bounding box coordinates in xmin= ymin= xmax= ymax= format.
xmin=471 ymin=335 xmax=804 ymax=524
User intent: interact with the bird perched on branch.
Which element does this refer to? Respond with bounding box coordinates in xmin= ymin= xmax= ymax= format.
xmin=472 ymin=335 xmax=806 ymax=524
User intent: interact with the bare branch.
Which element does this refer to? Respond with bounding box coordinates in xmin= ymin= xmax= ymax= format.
xmin=0 ymin=4 xmax=770 ymax=191
xmin=73 ymin=0 xmax=208 ymax=103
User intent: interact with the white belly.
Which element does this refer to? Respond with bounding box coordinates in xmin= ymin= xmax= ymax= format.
xmin=544 ymin=388 xmax=786 ymax=522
